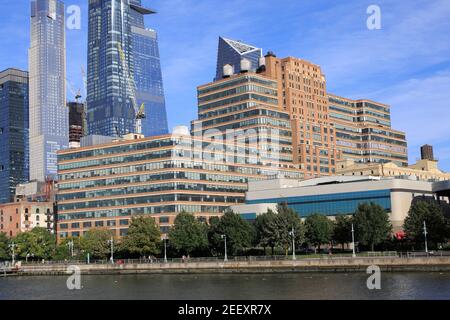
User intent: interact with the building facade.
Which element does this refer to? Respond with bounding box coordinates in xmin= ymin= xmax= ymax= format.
xmin=87 ymin=0 xmax=168 ymax=138
xmin=0 ymin=69 xmax=29 ymax=203
xmin=87 ymin=0 xmax=136 ymax=137
xmin=130 ymin=0 xmax=169 ymax=137
xmin=29 ymin=0 xmax=69 ymax=182
xmin=56 ymin=133 xmax=303 ymax=239
xmin=328 ymin=94 xmax=408 ymax=167
xmin=192 ymin=72 xmax=295 ymax=167
xmin=232 ymin=176 xmax=450 ymax=231
xmin=337 ymin=158 xmax=450 ymax=182
xmin=67 ymin=101 xmax=85 ymax=148
xmin=215 ymin=37 xmax=263 ymax=80
xmin=0 ymin=201 xmax=55 ymax=237
xmin=262 ymin=54 xmax=339 ymax=178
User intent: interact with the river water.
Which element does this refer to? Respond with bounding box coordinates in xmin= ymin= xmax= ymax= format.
xmin=1 ymin=272 xmax=450 ymax=300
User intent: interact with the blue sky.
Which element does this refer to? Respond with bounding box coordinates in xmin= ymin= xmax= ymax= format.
xmin=1 ymin=0 xmax=450 ymax=170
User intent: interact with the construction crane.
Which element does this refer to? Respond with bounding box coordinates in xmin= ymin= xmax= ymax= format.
xmin=66 ymin=78 xmax=82 ymax=102
xmin=117 ymin=42 xmax=146 ymax=135
xmin=65 ymin=72 xmax=88 ymax=140
xmin=80 ymin=66 xmax=88 ymax=137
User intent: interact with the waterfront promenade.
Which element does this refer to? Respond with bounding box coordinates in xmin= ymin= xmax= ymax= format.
xmin=2 ymin=253 xmax=450 ymax=276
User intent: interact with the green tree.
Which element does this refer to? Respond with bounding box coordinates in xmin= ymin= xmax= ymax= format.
xmin=207 ymin=216 xmax=221 ymax=256
xmin=404 ymin=200 xmax=449 ymax=249
xmin=120 ymin=216 xmax=161 ymax=258
xmin=53 ymin=243 xmax=70 ymax=261
xmin=274 ymin=203 xmax=304 ymax=256
xmin=0 ymin=232 xmax=9 ymax=261
xmin=168 ymin=212 xmax=208 ymax=256
xmin=332 ymin=216 xmax=353 ymax=250
xmin=305 ymin=214 xmax=334 ymax=252
xmin=354 ymin=203 xmax=392 ymax=251
xmin=14 ymin=228 xmax=56 ymax=260
xmin=80 ymin=228 xmax=113 ymax=260
xmin=208 ymin=210 xmax=255 ymax=256
xmin=255 ymin=209 xmax=278 ymax=255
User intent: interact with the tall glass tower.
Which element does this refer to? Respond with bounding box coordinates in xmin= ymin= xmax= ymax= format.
xmin=87 ymin=0 xmax=135 ymax=137
xmin=29 ymin=0 xmax=68 ymax=182
xmin=87 ymin=0 xmax=168 ymax=137
xmin=215 ymin=37 xmax=263 ymax=80
xmin=0 ymin=69 xmax=29 ymax=203
xmin=130 ymin=0 xmax=168 ymax=137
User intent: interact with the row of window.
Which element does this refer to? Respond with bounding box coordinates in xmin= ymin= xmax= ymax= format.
xmin=58 ymin=138 xmax=178 ymax=162
xmin=58 ymin=205 xmax=229 ymax=221
xmin=198 ymin=94 xmax=278 ymax=112
xmin=198 ymin=84 xmax=278 ymax=104
xmin=198 ymin=102 xmax=257 ymax=119
xmin=248 ymin=190 xmax=392 ymax=217
xmin=59 ymin=216 xmax=173 ymax=231
xmin=198 ymin=76 xmax=277 ymax=96
xmin=57 ymin=182 xmax=248 ymax=201
xmin=198 ymin=108 xmax=290 ymax=128
xmin=59 ymin=141 xmax=287 ymax=172
xmin=58 ymin=193 xmax=244 ymax=211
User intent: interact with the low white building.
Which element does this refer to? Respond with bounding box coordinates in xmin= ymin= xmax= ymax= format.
xmin=232 ymin=176 xmax=450 ymax=230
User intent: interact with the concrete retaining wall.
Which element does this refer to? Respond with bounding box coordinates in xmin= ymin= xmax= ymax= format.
xmin=10 ymin=257 xmax=450 ymax=276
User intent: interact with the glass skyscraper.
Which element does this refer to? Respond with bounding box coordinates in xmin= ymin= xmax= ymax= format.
xmin=130 ymin=0 xmax=169 ymax=137
xmin=0 ymin=69 xmax=29 ymax=203
xmin=215 ymin=37 xmax=263 ymax=80
xmin=29 ymin=0 xmax=68 ymax=182
xmin=87 ymin=0 xmax=168 ymax=137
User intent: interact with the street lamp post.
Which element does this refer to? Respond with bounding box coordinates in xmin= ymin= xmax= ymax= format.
xmin=221 ymin=235 xmax=228 ymax=262
xmin=289 ymin=226 xmax=296 ymax=260
xmin=9 ymin=242 xmax=16 ymax=265
xmin=26 ymin=253 xmax=34 ymax=263
xmin=107 ymin=237 xmax=114 ymax=264
xmin=164 ymin=235 xmax=168 ymax=264
xmin=351 ymin=223 xmax=356 ymax=258
xmin=423 ymin=221 xmax=429 ymax=254
xmin=67 ymin=240 xmax=74 ymax=258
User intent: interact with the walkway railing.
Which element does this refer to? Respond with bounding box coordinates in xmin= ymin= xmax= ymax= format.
xmin=11 ymin=251 xmax=450 ymax=267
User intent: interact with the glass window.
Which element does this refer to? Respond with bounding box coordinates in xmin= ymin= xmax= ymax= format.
xmin=159 ymin=216 xmax=169 ymax=224
xmin=83 ymin=222 xmax=92 ymax=228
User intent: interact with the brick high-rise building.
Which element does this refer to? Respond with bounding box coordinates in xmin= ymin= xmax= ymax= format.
xmin=262 ymin=53 xmax=339 ymax=178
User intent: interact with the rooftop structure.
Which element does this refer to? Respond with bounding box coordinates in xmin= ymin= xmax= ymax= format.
xmin=215 ymin=37 xmax=263 ymax=80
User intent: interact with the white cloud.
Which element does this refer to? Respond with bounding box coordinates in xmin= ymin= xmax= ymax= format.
xmin=290 ymin=0 xmax=450 ymax=93
xmin=365 ymin=70 xmax=450 ymax=170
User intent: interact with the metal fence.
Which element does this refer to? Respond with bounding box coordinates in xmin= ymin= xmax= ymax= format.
xmin=12 ymin=251 xmax=450 ymax=267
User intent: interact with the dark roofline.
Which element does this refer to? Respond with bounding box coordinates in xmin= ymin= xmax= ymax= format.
xmin=0 ymin=68 xmax=28 ymax=74
xmin=130 ymin=3 xmax=156 ymax=15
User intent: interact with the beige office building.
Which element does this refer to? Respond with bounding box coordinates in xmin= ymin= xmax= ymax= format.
xmin=337 ymin=158 xmax=450 ymax=182
xmin=328 ymin=94 xmax=408 ymax=167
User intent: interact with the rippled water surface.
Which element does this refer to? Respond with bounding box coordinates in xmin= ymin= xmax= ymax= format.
xmin=1 ymin=272 xmax=450 ymax=300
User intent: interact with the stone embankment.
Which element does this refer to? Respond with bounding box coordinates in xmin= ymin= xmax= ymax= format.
xmin=3 ymin=257 xmax=450 ymax=276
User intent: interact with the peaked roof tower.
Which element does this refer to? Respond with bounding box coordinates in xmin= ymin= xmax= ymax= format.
xmin=215 ymin=36 xmax=263 ymax=80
